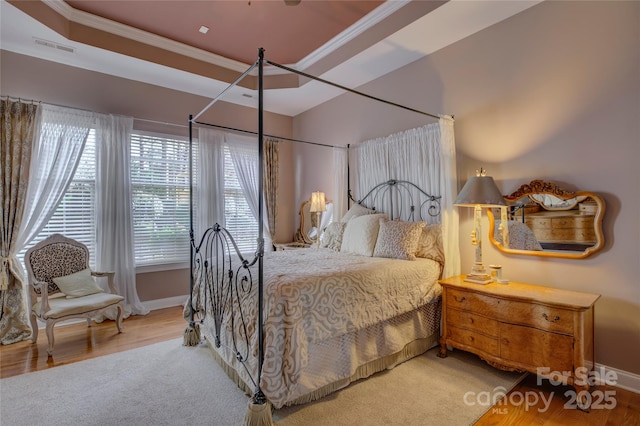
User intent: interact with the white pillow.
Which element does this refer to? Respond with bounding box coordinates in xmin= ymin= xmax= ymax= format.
xmin=53 ymin=268 xmax=104 ymax=298
xmin=340 ymin=203 xmax=375 ymax=223
xmin=340 ymin=213 xmax=388 ymax=256
xmin=373 ymin=219 xmax=425 ymax=260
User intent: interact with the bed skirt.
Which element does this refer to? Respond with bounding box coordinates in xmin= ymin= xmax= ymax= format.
xmin=203 ymin=296 xmax=441 ymax=408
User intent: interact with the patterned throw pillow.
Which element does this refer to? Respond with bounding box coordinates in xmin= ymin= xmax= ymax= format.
xmin=340 ymin=213 xmax=388 ymax=256
xmin=373 ymin=219 xmax=425 ymax=260
xmin=340 ymin=203 xmax=375 ymax=223
xmin=415 ymin=224 xmax=445 ymax=265
xmin=320 ymin=222 xmax=347 ymax=251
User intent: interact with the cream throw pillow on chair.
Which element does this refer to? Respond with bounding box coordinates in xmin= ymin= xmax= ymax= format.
xmin=53 ymin=268 xmax=105 ymax=298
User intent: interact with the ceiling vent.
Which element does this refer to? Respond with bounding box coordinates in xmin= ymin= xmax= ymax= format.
xmin=34 ymin=38 xmax=76 ymax=54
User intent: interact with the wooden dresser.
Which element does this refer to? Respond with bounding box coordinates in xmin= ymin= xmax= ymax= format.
xmin=516 ymin=210 xmax=596 ymax=244
xmin=438 ymin=275 xmax=600 ymax=403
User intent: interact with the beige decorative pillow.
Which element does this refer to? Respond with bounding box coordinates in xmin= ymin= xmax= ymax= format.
xmin=340 ymin=203 xmax=375 ymax=223
xmin=373 ymin=219 xmax=425 ymax=260
xmin=415 ymin=224 xmax=445 ymax=265
xmin=320 ymin=222 xmax=346 ymax=251
xmin=340 ymin=213 xmax=388 ymax=256
xmin=53 ymin=268 xmax=104 ymax=298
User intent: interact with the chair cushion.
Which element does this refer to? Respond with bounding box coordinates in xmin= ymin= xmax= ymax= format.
xmin=53 ymin=268 xmax=104 ymax=298
xmin=33 ymin=293 xmax=124 ymax=319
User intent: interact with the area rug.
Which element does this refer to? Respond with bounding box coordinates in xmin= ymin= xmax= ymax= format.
xmin=0 ymin=339 xmax=525 ymax=426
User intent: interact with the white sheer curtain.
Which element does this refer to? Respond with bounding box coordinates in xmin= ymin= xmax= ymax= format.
xmin=195 ymin=129 xmax=226 ymax=242
xmin=352 ymin=118 xmax=460 ymax=278
xmin=16 ymin=104 xmax=92 ymax=250
xmin=227 ymin=134 xmax=273 ymax=250
xmin=333 ymin=147 xmax=348 ymax=221
xmin=438 ymin=116 xmax=460 ymax=279
xmin=95 ymin=114 xmax=148 ymax=316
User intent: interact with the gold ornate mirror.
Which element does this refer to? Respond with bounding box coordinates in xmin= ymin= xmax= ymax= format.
xmin=487 ymin=180 xmax=605 ymax=259
xmin=294 ymin=200 xmax=334 ymax=244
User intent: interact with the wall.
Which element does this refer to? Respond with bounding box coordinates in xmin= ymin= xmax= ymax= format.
xmin=294 ymin=1 xmax=639 ymax=375
xmin=1 ymin=50 xmax=296 ymax=302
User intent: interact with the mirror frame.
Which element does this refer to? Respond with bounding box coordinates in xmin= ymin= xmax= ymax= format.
xmin=295 ymin=199 xmax=332 ymax=244
xmin=487 ymin=180 xmax=605 ymax=259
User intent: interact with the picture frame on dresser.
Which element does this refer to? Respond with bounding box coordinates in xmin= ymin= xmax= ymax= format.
xmin=438 ymin=275 xmax=600 ymax=411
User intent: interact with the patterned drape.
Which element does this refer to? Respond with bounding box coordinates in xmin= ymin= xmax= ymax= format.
xmin=263 ymin=138 xmax=279 ymax=245
xmin=0 ymin=99 xmax=38 ymax=344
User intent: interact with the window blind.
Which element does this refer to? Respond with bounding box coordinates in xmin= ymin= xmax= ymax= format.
xmin=130 ymin=132 xmax=191 ymax=266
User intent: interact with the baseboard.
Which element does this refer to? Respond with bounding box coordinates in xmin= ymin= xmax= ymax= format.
xmin=141 ymin=295 xmax=188 ymax=311
xmin=595 ymin=362 xmax=640 ymax=394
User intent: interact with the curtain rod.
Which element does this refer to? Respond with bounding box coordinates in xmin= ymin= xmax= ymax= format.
xmin=1 ymin=94 xmax=192 ymax=131
xmin=1 ymin=94 xmax=343 ymax=148
xmin=192 ymin=120 xmax=345 ymax=149
xmin=264 ymin=60 xmax=443 ymax=120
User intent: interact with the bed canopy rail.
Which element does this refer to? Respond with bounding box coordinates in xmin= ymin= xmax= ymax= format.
xmin=186 ymin=47 xmax=449 ymax=426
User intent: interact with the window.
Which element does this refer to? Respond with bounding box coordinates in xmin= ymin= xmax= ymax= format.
xmin=130 ymin=132 xmax=191 ymax=266
xmin=23 ymin=128 xmax=259 ymax=271
xmin=223 ymin=145 xmax=259 ymax=253
xmin=130 ymin=132 xmax=260 ymax=266
xmin=22 ymin=131 xmax=97 ymax=265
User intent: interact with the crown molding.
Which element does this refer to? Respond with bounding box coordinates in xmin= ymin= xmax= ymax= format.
xmin=295 ymin=0 xmax=409 ymax=71
xmin=44 ymin=0 xmax=252 ymax=73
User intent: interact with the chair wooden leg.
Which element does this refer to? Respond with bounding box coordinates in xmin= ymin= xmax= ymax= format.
xmin=115 ymin=304 xmax=124 ymax=333
xmin=45 ymin=321 xmax=55 ymax=356
xmin=86 ymin=318 xmax=92 ymax=327
xmin=30 ymin=313 xmax=39 ymax=343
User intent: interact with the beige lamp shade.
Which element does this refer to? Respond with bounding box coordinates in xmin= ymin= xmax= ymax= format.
xmin=310 ymin=191 xmax=327 ymax=213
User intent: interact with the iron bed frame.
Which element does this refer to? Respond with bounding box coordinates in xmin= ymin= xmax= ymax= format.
xmin=186 ymin=47 xmax=445 ymax=416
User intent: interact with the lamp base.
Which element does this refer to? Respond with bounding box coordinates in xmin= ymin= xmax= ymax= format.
xmin=464 ymin=273 xmax=493 ymax=285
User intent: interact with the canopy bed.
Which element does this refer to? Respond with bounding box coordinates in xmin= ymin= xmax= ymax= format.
xmin=184 ymin=48 xmax=458 ymax=425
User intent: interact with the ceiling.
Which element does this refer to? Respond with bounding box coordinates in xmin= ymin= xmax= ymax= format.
xmin=1 ymin=0 xmax=541 ymax=116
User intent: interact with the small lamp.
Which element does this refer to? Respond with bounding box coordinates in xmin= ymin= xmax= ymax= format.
xmin=309 ymin=191 xmax=327 ymax=247
xmin=455 ymin=168 xmax=506 ymax=284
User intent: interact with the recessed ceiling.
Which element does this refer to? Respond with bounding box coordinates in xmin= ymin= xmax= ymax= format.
xmin=1 ymin=0 xmax=542 ymax=116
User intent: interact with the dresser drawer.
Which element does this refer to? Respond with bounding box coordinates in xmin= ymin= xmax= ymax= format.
xmin=525 ymin=217 xmax=551 ymax=229
xmin=446 ymin=288 xmax=574 ymax=335
xmin=447 ymin=308 xmax=499 ymax=337
xmin=499 ymin=323 xmax=573 ymax=372
xmin=448 ymin=325 xmax=499 ymax=356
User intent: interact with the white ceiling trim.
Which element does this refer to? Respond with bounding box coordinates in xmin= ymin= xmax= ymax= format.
xmin=295 ymin=0 xmax=409 ymax=71
xmin=44 ymin=0 xmax=252 ymax=72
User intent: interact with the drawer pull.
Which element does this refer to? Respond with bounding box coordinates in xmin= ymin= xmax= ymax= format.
xmin=453 ymin=295 xmax=466 ymax=303
xmin=542 ymin=313 xmax=560 ymax=323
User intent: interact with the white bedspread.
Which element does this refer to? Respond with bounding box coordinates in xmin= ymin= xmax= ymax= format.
xmin=199 ymin=248 xmax=442 ymax=408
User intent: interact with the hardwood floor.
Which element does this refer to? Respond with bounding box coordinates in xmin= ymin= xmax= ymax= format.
xmin=0 ymin=305 xmax=185 ymax=379
xmin=1 ymin=306 xmax=638 ymax=425
xmin=474 ymin=367 xmax=640 ymax=425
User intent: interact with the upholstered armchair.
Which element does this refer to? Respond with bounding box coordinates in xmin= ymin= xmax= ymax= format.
xmin=24 ymin=234 xmax=124 ymax=356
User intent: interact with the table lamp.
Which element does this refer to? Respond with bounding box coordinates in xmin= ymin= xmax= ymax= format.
xmin=455 ymin=169 xmax=506 ymax=284
xmin=309 ymin=191 xmax=326 ymax=248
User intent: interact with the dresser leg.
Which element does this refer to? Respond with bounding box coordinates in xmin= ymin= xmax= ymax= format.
xmin=437 ymin=338 xmax=448 ymax=358
xmin=574 ymin=385 xmax=591 ymax=413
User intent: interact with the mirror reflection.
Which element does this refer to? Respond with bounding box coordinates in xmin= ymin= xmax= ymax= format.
xmin=487 ymin=180 xmax=605 ymax=259
xmin=295 ymin=200 xmax=334 ymax=245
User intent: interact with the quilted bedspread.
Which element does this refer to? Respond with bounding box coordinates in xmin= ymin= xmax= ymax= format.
xmin=198 ymin=248 xmax=442 ymax=408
